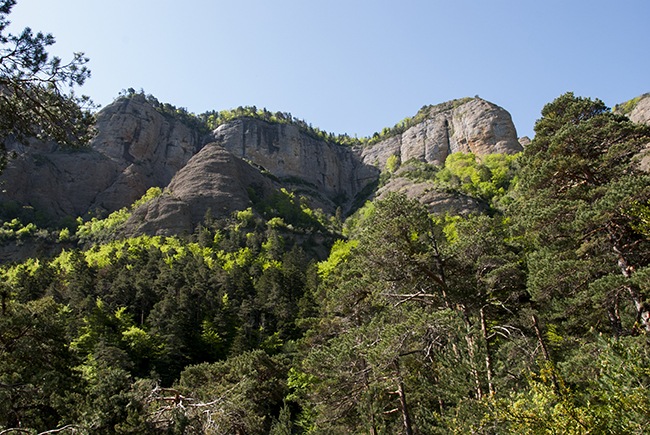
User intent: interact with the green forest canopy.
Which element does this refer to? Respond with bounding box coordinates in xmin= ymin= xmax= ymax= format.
xmin=2 ymin=92 xmax=650 ymax=434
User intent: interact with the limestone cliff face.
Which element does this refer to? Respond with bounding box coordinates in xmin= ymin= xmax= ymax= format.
xmin=627 ymin=94 xmax=650 ymax=125
xmin=122 ymin=143 xmax=279 ymax=236
xmin=85 ymin=95 xmax=204 ymax=212
xmin=0 ymin=95 xmax=523 ymax=233
xmin=0 ymin=95 xmax=205 ymax=219
xmin=361 ymin=98 xmax=522 ymax=169
xmin=213 ymin=118 xmax=378 ymax=199
xmin=615 ymin=93 xmax=650 ymax=170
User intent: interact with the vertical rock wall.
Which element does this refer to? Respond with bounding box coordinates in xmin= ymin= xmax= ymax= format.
xmin=361 ymin=98 xmax=522 ymax=169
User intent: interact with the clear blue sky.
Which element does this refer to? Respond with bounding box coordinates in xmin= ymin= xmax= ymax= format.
xmin=7 ymin=0 xmax=650 ymax=139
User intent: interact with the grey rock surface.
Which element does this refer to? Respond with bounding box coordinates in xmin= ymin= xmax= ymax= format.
xmin=625 ymin=94 xmax=650 ymax=125
xmin=0 ymin=95 xmax=525 ymax=239
xmin=122 ymin=143 xmax=280 ymax=237
xmin=213 ymin=118 xmax=378 ymax=200
xmin=377 ymin=177 xmax=488 ymax=217
xmin=361 ymin=98 xmax=522 ymax=169
xmin=0 ymin=96 xmax=205 ymax=219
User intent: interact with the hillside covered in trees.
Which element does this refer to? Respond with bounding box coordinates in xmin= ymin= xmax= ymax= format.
xmin=2 ymin=91 xmax=650 ymax=435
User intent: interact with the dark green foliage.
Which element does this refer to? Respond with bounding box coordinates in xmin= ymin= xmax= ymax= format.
xmin=514 ymin=92 xmax=650 ymax=338
xmin=173 ymin=350 xmax=290 ymax=434
xmin=4 ymin=92 xmax=650 ymax=433
xmin=0 ymin=297 xmax=84 ymax=431
xmin=0 ymin=0 xmax=95 ymax=174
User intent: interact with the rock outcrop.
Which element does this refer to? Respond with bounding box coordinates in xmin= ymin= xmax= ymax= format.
xmin=89 ymin=94 xmax=204 ymax=211
xmin=0 ymin=95 xmax=205 ymax=219
xmin=360 ymin=98 xmax=522 ymax=169
xmin=213 ymin=118 xmax=378 ymax=200
xmin=613 ymin=94 xmax=650 ymax=171
xmin=615 ymin=93 xmax=650 ymax=125
xmin=122 ymin=143 xmax=279 ymax=236
xmin=377 ymin=177 xmax=488 ymax=217
xmin=0 ymin=94 xmax=524 ymax=238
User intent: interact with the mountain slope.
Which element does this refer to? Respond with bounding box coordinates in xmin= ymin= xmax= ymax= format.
xmin=0 ymin=93 xmax=523 ymax=239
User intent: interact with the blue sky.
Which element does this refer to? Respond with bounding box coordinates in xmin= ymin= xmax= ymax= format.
xmin=7 ymin=0 xmax=650 ymax=139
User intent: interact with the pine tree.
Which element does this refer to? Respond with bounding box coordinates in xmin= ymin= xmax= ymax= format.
xmin=514 ymin=92 xmax=650 ymax=337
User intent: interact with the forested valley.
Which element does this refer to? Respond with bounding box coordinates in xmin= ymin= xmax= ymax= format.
xmin=2 ymin=92 xmax=650 ymax=435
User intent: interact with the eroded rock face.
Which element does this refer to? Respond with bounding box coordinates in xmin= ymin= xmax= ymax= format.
xmin=0 ymin=96 xmax=205 ymax=219
xmin=213 ymin=119 xmax=379 ymax=200
xmin=377 ymin=177 xmax=488 ymax=217
xmin=630 ymin=97 xmax=650 ymax=125
xmin=361 ymin=98 xmax=522 ymax=169
xmin=0 ymin=95 xmax=523 ymax=237
xmin=0 ymin=147 xmax=122 ymax=218
xmin=122 ymin=144 xmax=280 ymax=237
xmin=88 ymin=95 xmax=204 ymax=212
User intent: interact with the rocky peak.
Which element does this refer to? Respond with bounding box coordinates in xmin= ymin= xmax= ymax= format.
xmin=121 ymin=143 xmax=279 ymax=237
xmin=614 ymin=93 xmax=650 ymax=125
xmin=0 ymin=96 xmax=206 ymax=219
xmin=360 ymin=97 xmax=522 ymax=169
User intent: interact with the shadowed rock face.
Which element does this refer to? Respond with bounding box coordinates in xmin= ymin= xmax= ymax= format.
xmin=121 ymin=143 xmax=279 ymax=237
xmin=0 ymin=94 xmax=523 ymax=235
xmin=360 ymin=98 xmax=522 ymax=169
xmin=0 ymin=95 xmax=205 ymax=219
xmin=213 ymin=118 xmax=378 ymax=200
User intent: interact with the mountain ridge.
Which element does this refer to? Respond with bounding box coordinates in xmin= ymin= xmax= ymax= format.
xmin=1 ymin=92 xmax=647 ymax=246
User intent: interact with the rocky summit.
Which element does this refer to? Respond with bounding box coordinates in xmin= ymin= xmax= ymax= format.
xmin=0 ymin=94 xmax=530 ymax=237
xmin=0 ymin=94 xmax=204 ymax=220
xmin=360 ymin=98 xmax=522 ymax=169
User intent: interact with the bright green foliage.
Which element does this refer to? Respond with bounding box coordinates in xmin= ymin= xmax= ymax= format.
xmin=626 ymin=200 xmax=650 ymax=236
xmin=316 ymin=239 xmax=357 ymax=278
xmin=386 ymin=153 xmax=400 ymax=173
xmin=341 ymin=200 xmax=375 ymax=238
xmin=436 ymin=152 xmax=519 ymax=204
xmin=75 ymin=187 xmax=162 ymax=244
xmin=72 ymin=299 xmax=162 ymax=369
xmin=491 ymin=366 xmax=600 ymax=434
xmin=491 ymin=335 xmax=650 ymax=434
xmin=249 ymin=187 xmax=330 ymax=232
xmin=613 ymin=93 xmax=650 ymax=116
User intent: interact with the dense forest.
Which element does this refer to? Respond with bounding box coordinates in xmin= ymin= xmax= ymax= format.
xmin=2 ymin=92 xmax=650 ymax=435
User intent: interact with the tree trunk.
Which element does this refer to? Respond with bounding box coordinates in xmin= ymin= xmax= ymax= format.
xmin=460 ymin=304 xmax=483 ymax=400
xmin=394 ymin=360 xmax=414 ymax=435
xmin=611 ymin=236 xmax=650 ymax=332
xmin=480 ymin=306 xmax=495 ymax=396
xmin=532 ymin=314 xmax=560 ymax=395
xmin=361 ymin=357 xmax=378 ymax=435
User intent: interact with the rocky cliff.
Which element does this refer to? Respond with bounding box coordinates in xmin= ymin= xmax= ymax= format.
xmin=615 ymin=93 xmax=650 ymax=125
xmin=213 ymin=118 xmax=378 ymax=200
xmin=0 ymin=95 xmax=205 ymax=220
xmin=614 ymin=93 xmax=650 ymax=171
xmin=360 ymin=98 xmax=522 ymax=169
xmin=121 ymin=143 xmax=280 ymax=237
xmin=0 ymin=94 xmax=525 ymax=237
